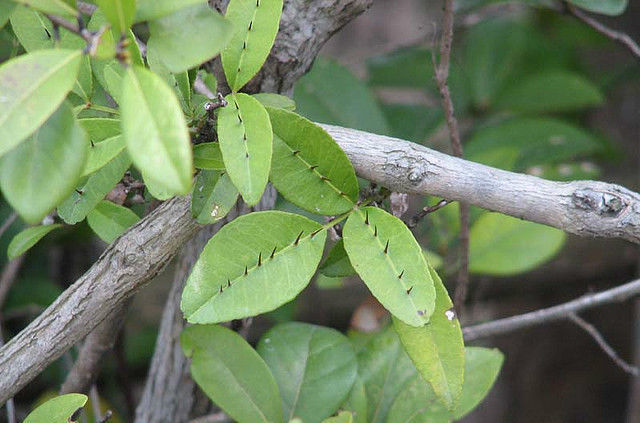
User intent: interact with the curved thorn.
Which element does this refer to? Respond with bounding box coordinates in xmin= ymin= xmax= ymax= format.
xmin=270 ymin=246 xmax=277 ymax=259
xmin=292 ymin=150 xmax=301 ymax=155
xmin=374 ymin=225 xmax=378 ymax=237
xmin=227 ymin=279 xmax=231 ymax=288
xmin=294 ymin=230 xmax=304 ymax=245
xmin=398 ymin=270 xmax=404 ymax=279
xmin=384 ymin=240 xmax=389 ymax=254
xmin=320 ymin=176 xmax=331 ymax=182
xmin=406 ymin=286 xmax=413 ymax=294
xmin=244 ymin=266 xmax=248 ymax=276
xmin=219 ymin=286 xmax=223 ymax=294
xmin=258 ymin=252 xmax=262 ymax=266
xmin=310 ymin=228 xmax=322 ymax=238
xmin=365 ymin=211 xmax=369 ymax=225
xmin=309 ymin=165 xmax=319 ymax=171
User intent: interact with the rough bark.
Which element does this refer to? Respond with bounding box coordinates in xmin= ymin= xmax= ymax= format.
xmin=133 ymin=188 xmax=276 ymax=423
xmin=322 ymin=124 xmax=640 ymax=244
xmin=0 ymin=196 xmax=200 ymax=404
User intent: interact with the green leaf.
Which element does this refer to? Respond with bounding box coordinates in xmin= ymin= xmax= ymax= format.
xmin=381 ymin=104 xmax=443 ymax=144
xmin=342 ymin=377 xmax=367 ymax=423
xmin=146 ymin=41 xmax=191 ymax=112
xmin=0 ymin=1 xmax=16 ymax=28
xmin=24 ymin=394 xmax=87 ymax=423
xmin=319 ymin=239 xmax=355 ymax=278
xmin=217 ymin=93 xmax=272 ymax=206
xmin=147 ymin=4 xmax=232 ymax=73
xmin=257 ymin=322 xmax=358 ymax=423
xmin=343 ymin=207 xmax=435 ymax=327
xmin=322 ymin=412 xmax=353 ymax=423
xmin=358 ymin=328 xmax=417 ymax=423
xmin=386 ymin=347 xmax=504 ymax=423
xmin=253 ymin=93 xmax=295 ymax=110
xmin=87 ymin=9 xmax=115 ymax=59
xmin=181 ymin=324 xmax=283 ymax=423
xmin=181 ymin=211 xmax=326 ymax=323
xmin=7 ymin=224 xmax=61 ymax=259
xmin=79 ymin=118 xmax=121 ymax=142
xmin=135 ymin=0 xmax=206 ymax=22
xmin=469 ymin=213 xmax=566 ymax=276
xmin=385 ymin=375 xmax=451 ymax=423
xmin=453 ymin=347 xmax=504 ymax=419
xmin=194 ymin=142 xmax=225 ymax=170
xmin=10 ymin=5 xmax=53 ymax=51
xmin=221 ymin=0 xmax=283 ymax=91
xmin=121 ymin=66 xmax=193 ymax=195
xmin=10 ymin=0 xmax=76 ymax=16
xmin=0 ymin=103 xmax=89 ymax=224
xmin=87 ymin=200 xmax=140 ymax=243
xmin=142 ymin=171 xmax=174 ymax=200
xmin=191 ymin=170 xmax=239 ymax=224
xmin=392 ymin=265 xmax=464 ymax=410
xmin=83 ymin=135 xmax=126 ymax=176
xmin=294 ymin=59 xmax=390 ymax=135
xmin=495 ymin=71 xmax=603 ymax=113
xmin=268 ymin=108 xmax=358 ymax=215
xmin=465 ymin=118 xmax=603 ymax=172
xmin=567 ymin=0 xmax=627 ymax=15
xmin=97 ymin=0 xmax=135 ymax=35
xmin=0 ymin=49 xmax=81 ymax=158
xmin=57 ymin=151 xmax=131 ymax=224
xmin=60 ymin=32 xmax=93 ymax=101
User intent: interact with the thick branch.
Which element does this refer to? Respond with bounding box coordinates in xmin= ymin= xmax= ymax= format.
xmin=0 ymin=196 xmax=200 ymax=404
xmin=3 ymin=123 xmax=640 ymax=403
xmin=463 ymin=278 xmax=640 ymax=341
xmin=321 ymin=124 xmax=640 ymax=244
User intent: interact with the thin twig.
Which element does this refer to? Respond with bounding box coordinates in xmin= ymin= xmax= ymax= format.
xmin=464 ymin=278 xmax=640 ymax=341
xmin=407 ymin=199 xmax=451 ymax=228
xmin=0 ymin=212 xmax=17 ymax=240
xmin=569 ymin=313 xmax=639 ymax=376
xmin=96 ymin=410 xmax=113 ymax=423
xmin=0 ymin=256 xmax=26 ymax=307
xmin=566 ymin=2 xmax=640 ymax=59
xmin=434 ymin=0 xmax=470 ymax=314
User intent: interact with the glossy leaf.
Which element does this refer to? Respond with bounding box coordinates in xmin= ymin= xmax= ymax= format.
xmin=97 ymin=0 xmax=135 ymax=35
xmin=453 ymin=347 xmax=504 ymax=419
xmin=7 ymin=224 xmax=61 ymax=260
xmin=0 ymin=103 xmax=88 ymax=223
xmin=10 ymin=0 xmax=76 ymax=16
xmin=358 ymin=328 xmax=417 ymax=423
xmin=342 ymin=377 xmax=367 ymax=423
xmin=217 ymin=93 xmax=272 ymax=205
xmin=465 ymin=118 xmax=603 ymax=172
xmin=319 ymin=239 xmax=355 ymax=278
xmin=79 ymin=118 xmax=121 ymax=142
xmin=0 ymin=49 xmax=81 ymax=157
xmin=87 ymin=200 xmax=140 ymax=243
xmin=148 ymin=4 xmax=232 ymax=73
xmin=121 ymin=66 xmax=193 ymax=195
xmin=385 ymin=375 xmax=450 ymax=423
xmin=10 ymin=5 xmax=53 ymax=51
xmin=294 ymin=59 xmax=390 ymax=135
xmin=386 ymin=347 xmax=504 ymax=423
xmin=181 ymin=211 xmax=326 ymax=323
xmin=469 ymin=213 xmax=566 ymax=276
xmin=257 ymin=322 xmax=358 ymax=423
xmin=193 ymin=142 xmax=225 ymax=170
xmin=83 ymin=135 xmax=126 ymax=176
xmin=254 ymin=93 xmax=295 ymax=110
xmin=393 ymin=266 xmax=464 ymax=410
xmin=495 ymin=71 xmax=603 ymax=113
xmin=567 ymin=0 xmax=627 ymax=15
xmin=181 ymin=324 xmax=283 ymax=423
xmin=0 ymin=1 xmax=16 ymax=28
xmin=322 ymin=412 xmax=353 ymax=423
xmin=343 ymin=207 xmax=435 ymax=327
xmin=268 ymin=108 xmax=358 ymax=215
xmin=57 ymin=152 xmax=131 ymax=224
xmin=135 ymin=0 xmax=206 ymax=22
xmin=24 ymin=394 xmax=87 ymax=423
xmin=191 ymin=170 xmax=239 ymax=224
xmin=221 ymin=0 xmax=283 ymax=91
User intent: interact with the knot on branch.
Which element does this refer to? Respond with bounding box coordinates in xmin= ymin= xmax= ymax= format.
xmin=384 ymin=149 xmax=431 ymax=186
xmin=572 ymin=189 xmax=628 ymax=217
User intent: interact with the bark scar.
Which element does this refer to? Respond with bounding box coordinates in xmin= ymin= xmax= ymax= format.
xmin=572 ymin=189 xmax=628 ymax=217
